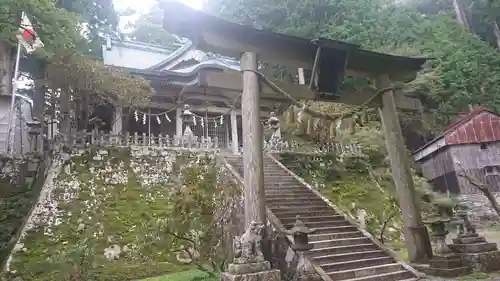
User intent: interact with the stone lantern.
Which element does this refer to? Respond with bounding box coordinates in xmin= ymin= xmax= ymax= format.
xmin=267 ymin=112 xmax=281 ymax=140
xmin=182 ymin=104 xmax=194 ymax=127
xmin=26 ymin=118 xmax=42 ymax=153
xmin=285 ymin=215 xmax=315 ymax=251
xmin=181 ymin=104 xmax=195 ymax=145
xmin=284 ymin=215 xmax=321 ymax=281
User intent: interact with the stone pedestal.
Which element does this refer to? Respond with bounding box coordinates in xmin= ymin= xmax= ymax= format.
xmin=294 ymin=252 xmax=321 ymax=281
xmin=449 ymin=233 xmax=500 ymax=272
xmin=412 ymin=254 xmax=471 ymax=278
xmin=222 ymin=261 xmax=281 ymax=281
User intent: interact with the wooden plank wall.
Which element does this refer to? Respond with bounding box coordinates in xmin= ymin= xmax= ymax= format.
xmin=419 ymin=142 xmax=500 ymax=194
xmin=450 ymin=142 xmax=500 ymax=193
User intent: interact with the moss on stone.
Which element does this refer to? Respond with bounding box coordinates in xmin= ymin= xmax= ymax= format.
xmin=8 ymin=148 xmax=232 ymax=281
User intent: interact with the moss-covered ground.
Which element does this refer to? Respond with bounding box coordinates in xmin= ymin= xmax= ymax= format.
xmin=141 ymin=269 xmax=217 ymax=281
xmin=6 ymin=147 xmax=227 ymax=281
xmin=0 ymin=183 xmax=37 ymax=266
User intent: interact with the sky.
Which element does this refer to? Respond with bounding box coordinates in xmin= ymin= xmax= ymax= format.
xmin=113 ymin=0 xmax=205 ymax=30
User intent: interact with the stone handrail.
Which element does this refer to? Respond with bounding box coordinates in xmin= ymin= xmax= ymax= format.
xmin=220 ymin=156 xmax=333 ymax=281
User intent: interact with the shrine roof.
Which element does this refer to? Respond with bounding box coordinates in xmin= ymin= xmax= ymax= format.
xmin=159 ymin=0 xmax=428 ymax=82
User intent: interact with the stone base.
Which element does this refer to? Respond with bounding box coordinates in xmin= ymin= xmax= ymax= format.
xmin=449 ymin=242 xmax=498 ymax=253
xmin=411 ymin=254 xmax=472 ymax=278
xmin=453 ymin=236 xmax=486 ymax=244
xmin=462 ymin=251 xmax=500 ymax=272
xmin=221 ymin=268 xmax=281 ymax=281
xmin=418 ymin=265 xmax=472 ymax=278
xmin=228 ymin=261 xmax=271 ymax=275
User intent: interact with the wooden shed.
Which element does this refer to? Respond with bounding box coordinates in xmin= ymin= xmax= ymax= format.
xmin=413 ymin=107 xmax=500 ymax=194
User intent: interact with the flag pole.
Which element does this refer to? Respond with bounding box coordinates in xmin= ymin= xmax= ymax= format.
xmin=6 ymin=41 xmax=22 ymax=153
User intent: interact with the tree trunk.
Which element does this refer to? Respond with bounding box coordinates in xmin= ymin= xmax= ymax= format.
xmin=492 ymin=20 xmax=500 ymax=50
xmin=33 ymin=62 xmax=46 ymax=122
xmin=452 ymin=0 xmax=472 ymax=31
xmin=59 ymin=89 xmax=71 ymax=136
xmin=0 ymin=41 xmax=12 ymax=96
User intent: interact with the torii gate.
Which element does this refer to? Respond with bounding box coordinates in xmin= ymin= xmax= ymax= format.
xmin=159 ymin=0 xmax=431 ymax=263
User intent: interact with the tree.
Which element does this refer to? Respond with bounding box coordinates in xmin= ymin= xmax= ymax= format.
xmin=206 ymin=0 xmax=500 ymax=135
xmin=124 ymin=3 xmax=182 ymax=46
xmin=159 ymin=157 xmax=240 ymax=275
xmin=45 ymin=51 xmax=152 ymax=134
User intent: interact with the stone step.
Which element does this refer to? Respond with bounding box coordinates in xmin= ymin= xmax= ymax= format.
xmin=228 ymin=157 xmax=415 ymax=281
xmin=327 ymin=262 xmax=403 ymax=280
xmin=267 ymin=203 xmax=333 ymax=211
xmin=272 ymin=209 xmax=338 ymax=217
xmin=309 ymin=231 xmax=365 ymax=241
xmin=340 ymin=270 xmax=415 ymax=281
xmin=268 ymin=202 xmax=329 ymax=209
xmin=265 ymin=195 xmax=320 ymax=202
xmin=301 ymin=225 xmax=358 ymax=235
xmin=283 ymin=220 xmax=350 ymax=229
xmin=312 ymin=244 xmax=380 ymax=255
xmin=312 ymin=249 xmax=387 ymax=263
xmin=265 ymin=190 xmax=313 ymax=195
xmin=264 ymin=186 xmax=312 ymax=192
xmin=311 ymin=237 xmax=373 ymax=248
xmin=279 ymin=215 xmax=344 ymax=224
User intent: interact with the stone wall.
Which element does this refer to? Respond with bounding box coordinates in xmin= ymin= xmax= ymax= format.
xmin=5 ymin=147 xmax=240 ymax=281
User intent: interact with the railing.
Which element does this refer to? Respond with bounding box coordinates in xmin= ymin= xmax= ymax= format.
xmin=56 ymin=132 xmax=222 ymax=151
xmin=50 ymin=131 xmax=362 ymax=155
xmin=264 ymin=138 xmax=362 ymax=154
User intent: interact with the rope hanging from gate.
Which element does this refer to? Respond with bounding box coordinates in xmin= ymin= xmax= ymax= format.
xmin=240 ymin=68 xmax=397 ymax=124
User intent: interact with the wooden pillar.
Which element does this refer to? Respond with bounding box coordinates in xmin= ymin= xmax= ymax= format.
xmin=376 ymin=74 xmax=432 ymax=263
xmin=241 ymin=52 xmax=266 ymax=226
xmin=175 ymin=106 xmax=182 ymax=137
xmin=230 ymin=109 xmax=239 ymax=154
xmin=225 ymin=118 xmax=230 ymax=149
xmin=112 ymin=107 xmax=123 ymax=134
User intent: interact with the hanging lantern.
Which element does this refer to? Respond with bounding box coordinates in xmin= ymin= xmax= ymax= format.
xmin=182 ymin=104 xmax=194 ymax=126
xmin=134 ymin=110 xmax=139 ymax=122
xmin=142 ymin=113 xmax=146 ymax=125
xmin=200 ymin=117 xmax=204 ymax=128
xmin=157 ymin=116 xmax=161 ymax=124
xmin=165 ymin=113 xmax=171 ymax=123
xmin=220 ymin=115 xmax=224 ymax=125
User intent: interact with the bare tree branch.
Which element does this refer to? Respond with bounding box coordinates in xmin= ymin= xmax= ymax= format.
xmin=456 ymin=162 xmax=500 ymax=217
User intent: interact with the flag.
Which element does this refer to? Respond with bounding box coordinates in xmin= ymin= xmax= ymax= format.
xmin=16 ymin=12 xmax=44 ymax=53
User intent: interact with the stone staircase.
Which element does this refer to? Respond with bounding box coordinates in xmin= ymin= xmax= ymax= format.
xmin=225 ymin=154 xmax=419 ymax=281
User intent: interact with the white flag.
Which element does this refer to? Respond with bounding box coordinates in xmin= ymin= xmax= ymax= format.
xmin=16 ymin=12 xmax=44 ymax=53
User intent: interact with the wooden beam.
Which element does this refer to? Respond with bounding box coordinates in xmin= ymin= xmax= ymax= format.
xmin=241 ymin=52 xmax=266 ymax=226
xmin=147 ymin=101 xmax=273 ymax=117
xmin=150 ymin=94 xmax=285 ymax=112
xmin=200 ymin=70 xmax=316 ymax=100
xmin=376 ymin=74 xmax=432 ymax=263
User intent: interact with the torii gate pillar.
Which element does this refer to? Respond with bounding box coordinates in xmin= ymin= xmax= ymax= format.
xmin=377 ymin=74 xmax=432 ymax=263
xmin=241 ymin=52 xmax=267 ymax=227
